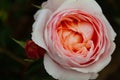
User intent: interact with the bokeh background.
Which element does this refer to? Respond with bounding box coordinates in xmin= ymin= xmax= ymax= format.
xmin=0 ymin=0 xmax=120 ymax=80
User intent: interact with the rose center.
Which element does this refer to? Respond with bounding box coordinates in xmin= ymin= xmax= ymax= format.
xmin=57 ymin=15 xmax=94 ymax=56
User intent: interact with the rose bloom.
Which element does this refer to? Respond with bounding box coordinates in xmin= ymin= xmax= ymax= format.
xmin=32 ymin=0 xmax=116 ymax=80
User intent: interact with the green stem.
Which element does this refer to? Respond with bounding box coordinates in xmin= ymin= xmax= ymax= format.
xmin=0 ymin=47 xmax=25 ymax=64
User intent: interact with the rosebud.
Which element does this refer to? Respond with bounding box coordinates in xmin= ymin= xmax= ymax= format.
xmin=25 ymin=40 xmax=46 ymax=60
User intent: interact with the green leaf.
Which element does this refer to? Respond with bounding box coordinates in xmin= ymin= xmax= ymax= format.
xmin=11 ymin=38 xmax=25 ymax=48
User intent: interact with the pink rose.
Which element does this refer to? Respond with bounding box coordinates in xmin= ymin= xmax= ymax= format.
xmin=32 ymin=0 xmax=116 ymax=80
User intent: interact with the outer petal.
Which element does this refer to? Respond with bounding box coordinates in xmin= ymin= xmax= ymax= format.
xmin=42 ymin=0 xmax=65 ymax=11
xmin=54 ymin=0 xmax=102 ymax=16
xmin=100 ymin=15 xmax=116 ymax=41
xmin=44 ymin=54 xmax=98 ymax=80
xmin=32 ymin=9 xmax=52 ymax=51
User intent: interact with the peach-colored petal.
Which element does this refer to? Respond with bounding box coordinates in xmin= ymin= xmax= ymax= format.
xmin=32 ymin=9 xmax=52 ymax=51
xmin=44 ymin=54 xmax=98 ymax=80
xmin=70 ymin=42 xmax=116 ymax=73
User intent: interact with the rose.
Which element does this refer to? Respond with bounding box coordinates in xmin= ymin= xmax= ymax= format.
xmin=25 ymin=40 xmax=46 ymax=59
xmin=32 ymin=0 xmax=116 ymax=80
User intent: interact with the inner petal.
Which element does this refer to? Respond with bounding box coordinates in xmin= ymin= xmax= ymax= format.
xmin=64 ymin=31 xmax=83 ymax=51
xmin=57 ymin=15 xmax=94 ymax=56
xmin=70 ymin=22 xmax=94 ymax=41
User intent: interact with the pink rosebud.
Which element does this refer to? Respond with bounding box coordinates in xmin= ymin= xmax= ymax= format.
xmin=25 ymin=40 xmax=46 ymax=60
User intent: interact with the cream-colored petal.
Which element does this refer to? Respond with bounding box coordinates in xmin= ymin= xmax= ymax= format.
xmin=33 ymin=10 xmax=42 ymax=20
xmin=44 ymin=54 xmax=98 ymax=80
xmin=42 ymin=0 xmax=65 ymax=11
xmin=54 ymin=0 xmax=102 ymax=16
xmin=100 ymin=15 xmax=116 ymax=41
xmin=32 ymin=9 xmax=52 ymax=51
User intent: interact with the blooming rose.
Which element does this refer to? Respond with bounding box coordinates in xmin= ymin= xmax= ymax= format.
xmin=32 ymin=0 xmax=116 ymax=80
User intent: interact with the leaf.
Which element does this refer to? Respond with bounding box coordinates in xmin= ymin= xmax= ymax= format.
xmin=11 ymin=38 xmax=25 ymax=48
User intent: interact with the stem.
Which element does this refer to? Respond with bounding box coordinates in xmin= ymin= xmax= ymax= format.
xmin=0 ymin=47 xmax=25 ymax=64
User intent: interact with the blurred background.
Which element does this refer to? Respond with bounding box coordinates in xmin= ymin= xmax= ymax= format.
xmin=0 ymin=0 xmax=120 ymax=80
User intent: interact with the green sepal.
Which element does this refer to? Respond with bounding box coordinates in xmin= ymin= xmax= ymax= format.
xmin=24 ymin=59 xmax=35 ymax=63
xmin=32 ymin=4 xmax=42 ymax=9
xmin=11 ymin=38 xmax=26 ymax=48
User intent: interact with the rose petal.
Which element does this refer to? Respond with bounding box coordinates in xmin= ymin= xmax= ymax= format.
xmin=32 ymin=9 xmax=52 ymax=51
xmin=44 ymin=54 xmax=98 ymax=80
xmin=42 ymin=0 xmax=65 ymax=12
xmin=33 ymin=10 xmax=41 ymax=20
xmin=54 ymin=0 xmax=102 ymax=16
xmin=100 ymin=15 xmax=116 ymax=41
xmin=71 ymin=42 xmax=116 ymax=73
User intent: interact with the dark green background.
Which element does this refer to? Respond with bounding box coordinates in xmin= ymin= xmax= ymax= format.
xmin=0 ymin=0 xmax=120 ymax=80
